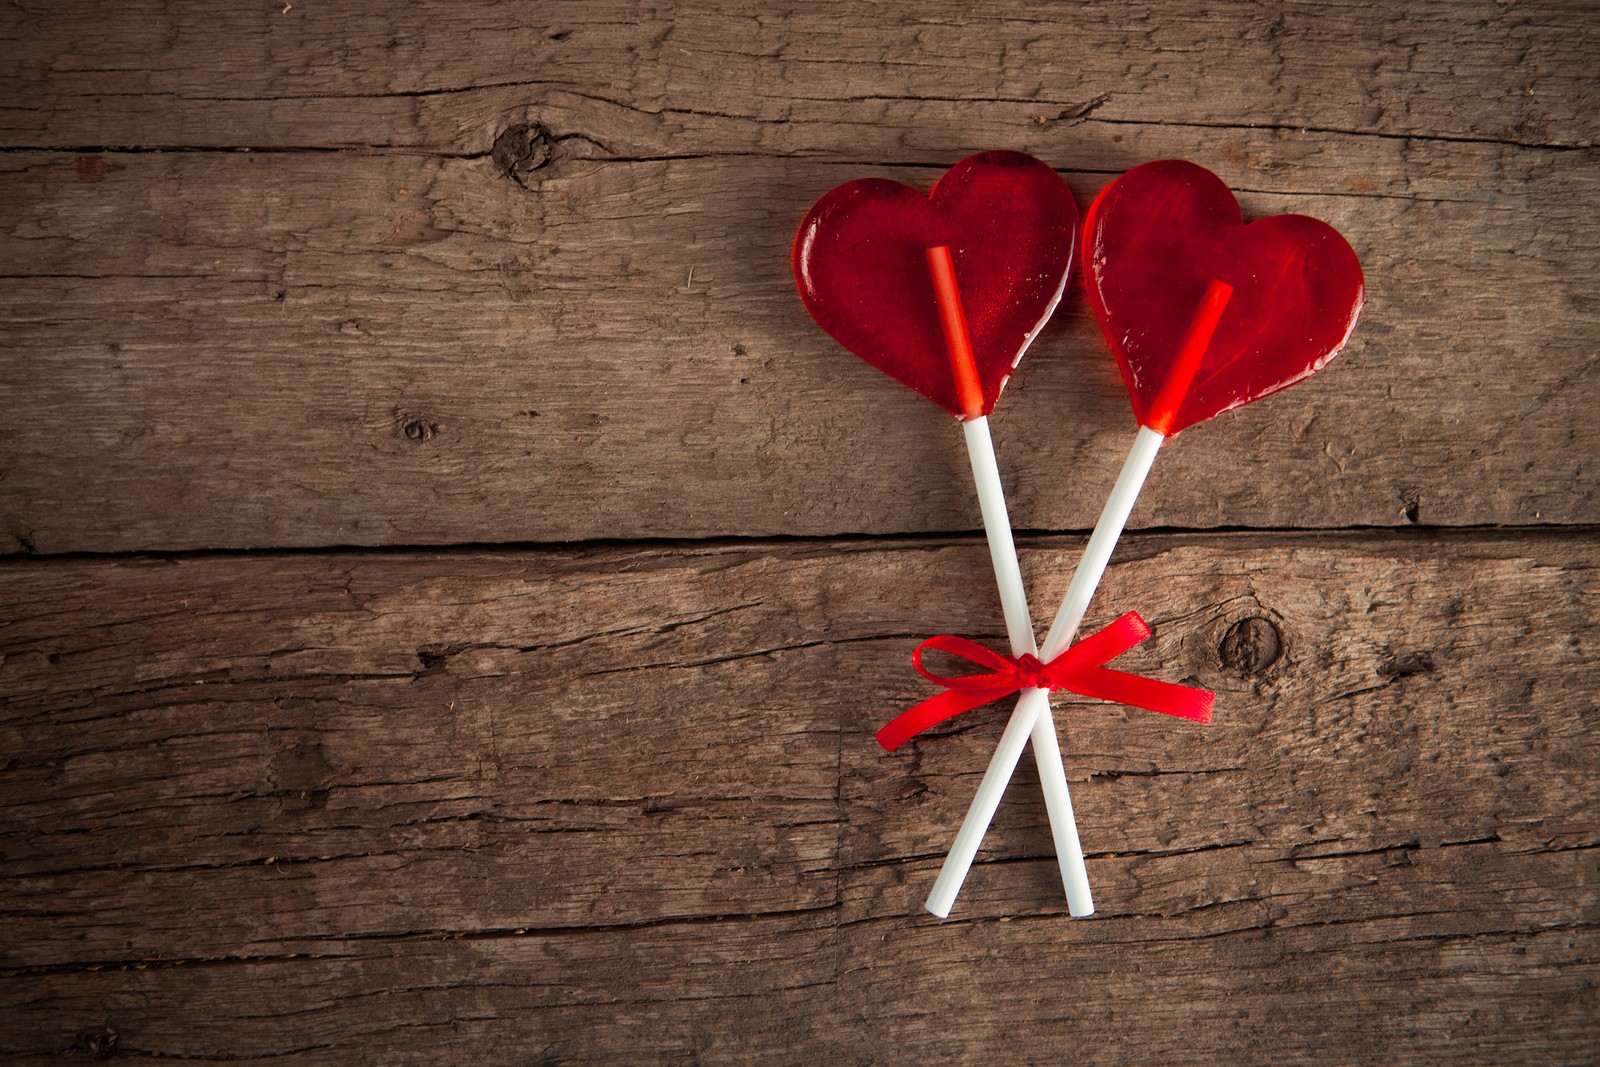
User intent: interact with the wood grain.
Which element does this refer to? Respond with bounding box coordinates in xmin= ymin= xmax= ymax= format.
xmin=2 ymin=532 xmax=1594 ymax=1061
xmin=3 ymin=1 xmax=1595 ymax=151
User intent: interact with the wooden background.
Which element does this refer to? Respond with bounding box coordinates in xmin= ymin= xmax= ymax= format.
xmin=2 ymin=2 xmax=1595 ymax=1062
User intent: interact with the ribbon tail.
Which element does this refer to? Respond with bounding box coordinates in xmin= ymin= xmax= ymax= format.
xmin=1054 ymin=611 xmax=1152 ymax=671
xmin=877 ymin=684 xmax=1019 ymax=752
xmin=1066 ymin=665 xmax=1214 ymax=724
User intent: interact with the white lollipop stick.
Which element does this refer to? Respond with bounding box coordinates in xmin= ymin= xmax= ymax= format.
xmin=926 ymin=278 xmax=1235 ymax=917
xmin=957 ymin=416 xmax=1095 ymax=917
xmin=926 ymin=426 xmax=1160 ymax=917
xmin=923 ymin=246 xmax=1092 ymax=917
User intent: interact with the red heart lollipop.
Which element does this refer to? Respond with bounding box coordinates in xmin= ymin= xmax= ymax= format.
xmin=793 ymin=151 xmax=1078 ymax=418
xmin=1083 ymin=159 xmax=1364 ymax=435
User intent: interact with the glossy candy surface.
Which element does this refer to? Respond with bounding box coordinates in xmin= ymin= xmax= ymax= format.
xmin=1083 ymin=159 xmax=1365 ymax=435
xmin=793 ymin=151 xmax=1078 ymax=418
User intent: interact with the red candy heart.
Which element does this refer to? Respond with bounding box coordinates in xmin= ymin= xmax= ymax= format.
xmin=1083 ymin=159 xmax=1364 ymax=435
xmin=793 ymin=151 xmax=1078 ymax=418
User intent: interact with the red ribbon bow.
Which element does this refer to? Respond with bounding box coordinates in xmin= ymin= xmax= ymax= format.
xmin=877 ymin=611 xmax=1215 ymax=752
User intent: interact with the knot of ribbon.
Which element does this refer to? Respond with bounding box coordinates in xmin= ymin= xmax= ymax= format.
xmin=876 ymin=611 xmax=1215 ymax=752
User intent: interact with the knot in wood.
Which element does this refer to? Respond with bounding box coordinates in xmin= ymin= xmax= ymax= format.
xmin=394 ymin=410 xmax=439 ymax=443
xmin=1219 ymin=616 xmax=1282 ymax=676
xmin=74 ymin=1027 xmax=119 ymax=1060
xmin=491 ymin=122 xmax=555 ymax=187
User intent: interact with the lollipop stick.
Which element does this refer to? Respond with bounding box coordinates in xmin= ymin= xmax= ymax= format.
xmin=926 ymin=429 xmax=1157 ymax=918
xmin=946 ymin=417 xmax=1095 ymax=918
xmin=1039 ymin=426 xmax=1165 ymax=661
xmin=1145 ymin=280 xmax=1234 ymax=436
xmin=924 ymin=246 xmax=1093 ymax=917
xmin=928 ymin=278 xmax=1234 ymax=915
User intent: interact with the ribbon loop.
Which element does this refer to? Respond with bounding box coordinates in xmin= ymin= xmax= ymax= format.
xmin=877 ymin=611 xmax=1214 ymax=752
xmin=911 ymin=634 xmax=1016 ymax=689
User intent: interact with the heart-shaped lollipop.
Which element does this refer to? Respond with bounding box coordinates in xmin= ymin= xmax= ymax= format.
xmin=792 ymin=151 xmax=1078 ymax=417
xmin=1082 ymin=159 xmax=1364 ymax=435
xmin=790 ymin=151 xmax=1096 ymax=918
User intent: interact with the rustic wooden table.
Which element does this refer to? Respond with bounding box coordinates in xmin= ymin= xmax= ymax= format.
xmin=2 ymin=3 xmax=1596 ymax=1063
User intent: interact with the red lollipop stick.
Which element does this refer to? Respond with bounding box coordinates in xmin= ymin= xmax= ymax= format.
xmin=926 ymin=246 xmax=987 ymax=420
xmin=1144 ymin=279 xmax=1235 ymax=436
xmin=922 ymin=246 xmax=1094 ymax=918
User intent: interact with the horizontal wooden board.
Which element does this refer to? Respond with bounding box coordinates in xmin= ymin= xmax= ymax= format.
xmin=1 ymin=531 xmax=1594 ymax=1061
xmin=0 ymin=915 xmax=1592 ymax=1064
xmin=1 ymin=149 xmax=1595 ymax=552
xmin=2 ymin=1 xmax=1595 ymax=152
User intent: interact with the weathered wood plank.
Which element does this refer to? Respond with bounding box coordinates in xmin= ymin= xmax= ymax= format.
xmin=2 ymin=1 xmax=1594 ymax=152
xmin=1 ymin=532 xmax=1594 ymax=1060
xmin=0 ymin=916 xmax=1593 ymax=1064
xmin=2 ymin=150 xmax=1595 ymax=552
